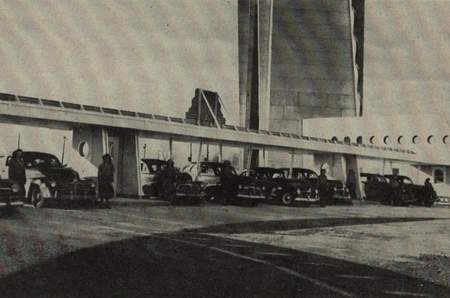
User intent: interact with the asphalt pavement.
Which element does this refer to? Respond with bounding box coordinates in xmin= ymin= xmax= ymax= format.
xmin=0 ymin=199 xmax=449 ymax=297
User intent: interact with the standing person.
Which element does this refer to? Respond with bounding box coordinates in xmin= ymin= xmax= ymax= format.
xmin=220 ymin=160 xmax=236 ymax=205
xmin=8 ymin=149 xmax=26 ymax=199
xmin=159 ymin=159 xmax=177 ymax=204
xmin=98 ymin=154 xmax=115 ymax=209
xmin=346 ymin=169 xmax=357 ymax=200
xmin=424 ymin=178 xmax=435 ymax=203
xmin=317 ymin=168 xmax=328 ymax=207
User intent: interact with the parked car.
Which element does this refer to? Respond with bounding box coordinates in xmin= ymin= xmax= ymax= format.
xmin=384 ymin=175 xmax=436 ymax=207
xmin=184 ymin=162 xmax=265 ymax=206
xmin=6 ymin=151 xmax=97 ymax=208
xmin=243 ymin=167 xmax=319 ymax=206
xmin=141 ymin=159 xmax=167 ymax=197
xmin=291 ymin=168 xmax=352 ymax=205
xmin=0 ymin=178 xmax=23 ymax=210
xmin=360 ymin=173 xmax=392 ymax=202
xmin=173 ymin=171 xmax=205 ymax=204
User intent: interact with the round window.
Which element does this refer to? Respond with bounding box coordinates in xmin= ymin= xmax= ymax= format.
xmin=79 ymin=141 xmax=90 ymax=157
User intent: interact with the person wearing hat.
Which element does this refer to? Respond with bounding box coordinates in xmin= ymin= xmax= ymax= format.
xmin=98 ymin=154 xmax=115 ymax=208
xmin=8 ymin=149 xmax=26 ymax=199
xmin=159 ymin=159 xmax=177 ymax=204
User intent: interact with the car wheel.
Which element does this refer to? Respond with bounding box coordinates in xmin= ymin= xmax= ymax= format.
xmin=31 ymin=187 xmax=46 ymax=208
xmin=281 ymin=193 xmax=294 ymax=206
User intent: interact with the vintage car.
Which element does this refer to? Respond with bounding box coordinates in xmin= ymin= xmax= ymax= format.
xmin=6 ymin=151 xmax=97 ymax=208
xmin=141 ymin=159 xmax=204 ymax=203
xmin=0 ymin=178 xmax=23 ymax=210
xmin=360 ymin=173 xmax=392 ymax=202
xmin=183 ymin=161 xmax=265 ymax=206
xmin=384 ymin=175 xmax=436 ymax=207
xmin=291 ymin=168 xmax=352 ymax=205
xmin=243 ymin=167 xmax=319 ymax=206
xmin=141 ymin=159 xmax=167 ymax=197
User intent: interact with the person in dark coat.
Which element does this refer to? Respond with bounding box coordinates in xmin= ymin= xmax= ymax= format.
xmin=317 ymin=168 xmax=328 ymax=207
xmin=8 ymin=149 xmax=26 ymax=199
xmin=220 ymin=160 xmax=236 ymax=205
xmin=98 ymin=154 xmax=115 ymax=208
xmin=159 ymin=159 xmax=177 ymax=204
xmin=346 ymin=169 xmax=357 ymax=200
xmin=424 ymin=178 xmax=435 ymax=202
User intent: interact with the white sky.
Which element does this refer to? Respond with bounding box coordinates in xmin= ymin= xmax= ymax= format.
xmin=0 ymin=0 xmax=239 ymax=120
xmin=364 ymin=0 xmax=450 ymax=115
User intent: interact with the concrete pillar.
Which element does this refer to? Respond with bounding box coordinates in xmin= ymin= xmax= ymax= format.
xmin=345 ymin=155 xmax=364 ymax=199
xmin=117 ymin=130 xmax=141 ymax=197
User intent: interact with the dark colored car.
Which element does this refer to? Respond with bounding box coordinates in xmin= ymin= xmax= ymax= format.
xmin=184 ymin=162 xmax=265 ymax=206
xmin=384 ymin=175 xmax=436 ymax=207
xmin=292 ymin=168 xmax=352 ymax=205
xmin=141 ymin=159 xmax=167 ymax=197
xmin=141 ymin=159 xmax=204 ymax=203
xmin=6 ymin=151 xmax=97 ymax=208
xmin=243 ymin=167 xmax=318 ymax=206
xmin=360 ymin=173 xmax=392 ymax=202
xmin=0 ymin=179 xmax=23 ymax=209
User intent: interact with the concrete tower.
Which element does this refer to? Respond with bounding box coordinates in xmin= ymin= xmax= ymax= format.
xmin=239 ymin=0 xmax=359 ymax=167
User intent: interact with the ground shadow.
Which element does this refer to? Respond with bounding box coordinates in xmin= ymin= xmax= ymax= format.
xmin=0 ymin=229 xmax=449 ymax=297
xmin=182 ymin=217 xmax=447 ymax=234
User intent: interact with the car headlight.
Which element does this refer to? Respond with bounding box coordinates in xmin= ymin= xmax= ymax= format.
xmin=91 ymin=183 xmax=96 ymax=188
xmin=238 ymin=185 xmax=242 ymax=189
xmin=11 ymin=183 xmax=20 ymax=193
xmin=50 ymin=180 xmax=57 ymax=188
xmin=297 ymin=188 xmax=301 ymax=195
xmin=262 ymin=186 xmax=266 ymax=191
xmin=333 ymin=187 xmax=337 ymax=192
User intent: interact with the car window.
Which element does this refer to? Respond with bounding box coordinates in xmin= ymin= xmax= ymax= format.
xmin=403 ymin=177 xmax=413 ymax=184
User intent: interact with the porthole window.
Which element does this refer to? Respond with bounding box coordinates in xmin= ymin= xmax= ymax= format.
xmin=344 ymin=136 xmax=351 ymax=144
xmin=369 ymin=136 xmax=376 ymax=144
xmin=79 ymin=141 xmax=90 ymax=157
xmin=383 ymin=136 xmax=390 ymax=145
xmin=331 ymin=136 xmax=338 ymax=143
xmin=397 ymin=136 xmax=404 ymax=144
xmin=443 ymin=135 xmax=448 ymax=144
xmin=356 ymin=136 xmax=363 ymax=144
xmin=427 ymin=135 xmax=434 ymax=144
xmin=412 ymin=135 xmax=419 ymax=144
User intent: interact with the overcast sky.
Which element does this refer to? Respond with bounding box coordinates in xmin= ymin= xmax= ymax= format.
xmin=0 ymin=0 xmax=239 ymax=120
xmin=364 ymin=0 xmax=450 ymax=116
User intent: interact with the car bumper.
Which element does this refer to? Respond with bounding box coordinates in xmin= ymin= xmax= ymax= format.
xmin=0 ymin=200 xmax=24 ymax=207
xmin=176 ymin=192 xmax=206 ymax=199
xmin=294 ymin=196 xmax=320 ymax=203
xmin=236 ymin=193 xmax=265 ymax=200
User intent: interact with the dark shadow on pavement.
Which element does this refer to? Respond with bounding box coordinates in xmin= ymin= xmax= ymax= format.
xmin=182 ymin=217 xmax=447 ymax=234
xmin=0 ymin=231 xmax=449 ymax=297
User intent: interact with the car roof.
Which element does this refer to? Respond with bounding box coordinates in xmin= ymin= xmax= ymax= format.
xmin=141 ymin=158 xmax=167 ymax=164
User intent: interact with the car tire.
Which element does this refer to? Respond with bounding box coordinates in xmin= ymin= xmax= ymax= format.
xmin=281 ymin=193 xmax=294 ymax=206
xmin=31 ymin=187 xmax=46 ymax=208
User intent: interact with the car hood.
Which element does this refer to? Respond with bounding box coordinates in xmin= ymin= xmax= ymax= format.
xmin=35 ymin=167 xmax=80 ymax=183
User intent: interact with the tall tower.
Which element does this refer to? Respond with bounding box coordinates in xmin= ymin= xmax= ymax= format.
xmin=239 ymin=0 xmax=359 ymax=167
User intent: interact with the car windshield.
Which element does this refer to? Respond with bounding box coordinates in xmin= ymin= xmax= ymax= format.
xmin=293 ymin=169 xmax=317 ymax=179
xmin=142 ymin=160 xmax=166 ymax=173
xmin=200 ymin=164 xmax=221 ymax=176
xmin=22 ymin=152 xmax=62 ymax=169
xmin=402 ymin=177 xmax=413 ymax=184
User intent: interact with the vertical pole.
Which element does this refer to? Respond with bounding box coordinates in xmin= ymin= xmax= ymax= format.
xmin=263 ymin=147 xmax=266 ymax=167
xmin=206 ymin=143 xmax=209 ymax=161
xmin=196 ymin=140 xmax=203 ymax=181
xmin=143 ymin=144 xmax=147 ymax=159
xmin=61 ymin=136 xmax=67 ymax=165
xmin=17 ymin=133 xmax=21 ymax=149
xmin=219 ymin=143 xmax=223 ymax=162
xmin=289 ymin=149 xmax=295 ymax=178
xmin=197 ymin=89 xmax=202 ymax=125
xmin=189 ymin=142 xmax=193 ymax=162
xmin=169 ymin=137 xmax=173 ymax=159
